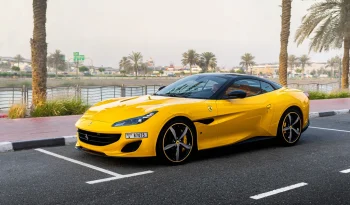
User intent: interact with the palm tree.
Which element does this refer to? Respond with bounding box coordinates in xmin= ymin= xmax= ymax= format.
xmin=31 ymin=0 xmax=48 ymax=107
xmin=182 ymin=49 xmax=199 ymax=75
xmin=239 ymin=53 xmax=255 ymax=75
xmin=48 ymin=49 xmax=65 ymax=77
xmin=295 ymin=0 xmax=350 ymax=89
xmin=119 ymin=56 xmax=131 ymax=73
xmin=279 ymin=0 xmax=292 ymax=87
xmin=128 ymin=52 xmax=143 ymax=77
xmin=288 ymin=55 xmax=298 ymax=70
xmin=14 ymin=54 xmax=24 ymax=68
xmin=209 ymin=59 xmax=217 ymax=72
xmin=326 ymin=56 xmax=342 ymax=78
xmin=200 ymin=52 xmax=217 ymax=72
xmin=298 ymin=55 xmax=311 ymax=77
xmin=141 ymin=63 xmax=148 ymax=75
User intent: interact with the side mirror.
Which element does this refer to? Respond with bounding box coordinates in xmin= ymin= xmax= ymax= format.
xmin=227 ymin=90 xmax=247 ymax=99
xmin=158 ymin=86 xmax=166 ymax=91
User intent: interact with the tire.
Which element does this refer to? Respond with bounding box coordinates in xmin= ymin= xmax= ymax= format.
xmin=156 ymin=118 xmax=196 ymax=165
xmin=277 ymin=108 xmax=303 ymax=146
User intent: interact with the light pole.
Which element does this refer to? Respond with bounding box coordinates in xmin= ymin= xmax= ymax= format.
xmin=86 ymin=57 xmax=94 ymax=74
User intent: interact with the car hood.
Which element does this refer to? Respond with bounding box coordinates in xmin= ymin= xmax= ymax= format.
xmin=81 ymin=95 xmax=204 ymax=123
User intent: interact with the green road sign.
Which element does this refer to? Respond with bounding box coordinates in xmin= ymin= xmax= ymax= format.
xmin=73 ymin=52 xmax=79 ymax=56
xmin=73 ymin=55 xmax=85 ymax=62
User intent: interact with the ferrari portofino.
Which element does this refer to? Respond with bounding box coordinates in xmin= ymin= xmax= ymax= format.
xmin=75 ymin=73 xmax=309 ymax=164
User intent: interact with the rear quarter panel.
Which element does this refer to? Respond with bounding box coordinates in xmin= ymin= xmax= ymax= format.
xmin=268 ymin=88 xmax=309 ymax=135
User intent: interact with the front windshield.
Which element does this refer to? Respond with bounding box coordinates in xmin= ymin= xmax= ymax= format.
xmin=154 ymin=75 xmax=229 ymax=99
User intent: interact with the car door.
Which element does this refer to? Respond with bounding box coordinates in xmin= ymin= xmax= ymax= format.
xmin=215 ymin=78 xmax=275 ymax=147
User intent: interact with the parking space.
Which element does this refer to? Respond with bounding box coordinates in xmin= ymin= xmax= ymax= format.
xmin=1 ymin=114 xmax=350 ymax=204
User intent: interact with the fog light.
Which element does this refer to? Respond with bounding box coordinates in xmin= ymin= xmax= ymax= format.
xmin=125 ymin=132 xmax=148 ymax=139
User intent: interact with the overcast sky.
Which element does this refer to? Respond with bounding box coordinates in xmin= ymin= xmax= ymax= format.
xmin=0 ymin=0 xmax=341 ymax=68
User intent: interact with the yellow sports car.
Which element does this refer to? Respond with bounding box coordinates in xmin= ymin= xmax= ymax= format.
xmin=75 ymin=73 xmax=310 ymax=164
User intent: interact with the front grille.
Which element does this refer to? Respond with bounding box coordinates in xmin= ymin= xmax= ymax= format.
xmin=78 ymin=129 xmax=121 ymax=146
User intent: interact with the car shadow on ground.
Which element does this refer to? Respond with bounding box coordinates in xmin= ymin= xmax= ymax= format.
xmin=192 ymin=134 xmax=315 ymax=163
xmin=75 ymin=136 xmax=310 ymax=168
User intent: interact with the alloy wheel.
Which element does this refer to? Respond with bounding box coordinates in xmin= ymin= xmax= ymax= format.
xmin=282 ymin=112 xmax=302 ymax=144
xmin=162 ymin=123 xmax=193 ymax=163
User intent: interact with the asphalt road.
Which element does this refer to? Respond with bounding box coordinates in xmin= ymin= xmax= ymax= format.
xmin=1 ymin=114 xmax=350 ymax=205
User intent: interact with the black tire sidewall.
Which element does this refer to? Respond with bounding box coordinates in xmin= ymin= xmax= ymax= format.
xmin=277 ymin=108 xmax=303 ymax=146
xmin=156 ymin=118 xmax=197 ymax=165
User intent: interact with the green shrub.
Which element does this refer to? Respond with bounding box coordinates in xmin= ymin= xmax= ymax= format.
xmin=308 ymin=91 xmax=328 ymax=100
xmin=8 ymin=104 xmax=27 ymax=119
xmin=30 ymin=98 xmax=89 ymax=117
xmin=60 ymin=98 xmax=90 ymax=115
xmin=308 ymin=90 xmax=350 ymax=100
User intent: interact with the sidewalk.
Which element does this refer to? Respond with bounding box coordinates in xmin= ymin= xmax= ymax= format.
xmin=0 ymin=98 xmax=349 ymax=144
xmin=0 ymin=115 xmax=80 ymax=142
xmin=310 ymin=98 xmax=350 ymax=112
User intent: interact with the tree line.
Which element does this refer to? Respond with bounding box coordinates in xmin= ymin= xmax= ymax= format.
xmin=25 ymin=0 xmax=350 ymax=108
xmin=281 ymin=0 xmax=350 ymax=89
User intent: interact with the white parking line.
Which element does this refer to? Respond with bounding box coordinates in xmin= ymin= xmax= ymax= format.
xmin=309 ymin=126 xmax=350 ymax=133
xmin=340 ymin=169 xmax=350 ymax=174
xmin=35 ymin=148 xmax=153 ymax=184
xmin=86 ymin=171 xmax=154 ymax=184
xmin=250 ymin=182 xmax=308 ymax=200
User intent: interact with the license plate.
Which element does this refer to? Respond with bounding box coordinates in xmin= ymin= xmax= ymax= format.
xmin=125 ymin=132 xmax=148 ymax=139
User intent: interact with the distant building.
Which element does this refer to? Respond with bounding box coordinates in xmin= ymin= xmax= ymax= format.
xmin=251 ymin=64 xmax=278 ymax=76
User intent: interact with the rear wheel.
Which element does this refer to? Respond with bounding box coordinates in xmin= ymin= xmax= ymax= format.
xmin=156 ymin=119 xmax=196 ymax=165
xmin=277 ymin=108 xmax=302 ymax=146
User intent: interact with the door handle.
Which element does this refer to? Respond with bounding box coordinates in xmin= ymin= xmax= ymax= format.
xmin=266 ymin=104 xmax=271 ymax=109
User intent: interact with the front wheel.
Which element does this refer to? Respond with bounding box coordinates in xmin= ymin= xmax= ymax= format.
xmin=156 ymin=119 xmax=196 ymax=165
xmin=277 ymin=109 xmax=303 ymax=146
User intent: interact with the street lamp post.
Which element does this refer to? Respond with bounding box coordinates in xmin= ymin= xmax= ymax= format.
xmin=86 ymin=57 xmax=94 ymax=74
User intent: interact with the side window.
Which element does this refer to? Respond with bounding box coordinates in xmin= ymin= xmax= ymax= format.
xmin=203 ymin=80 xmax=218 ymax=90
xmin=260 ymin=81 xmax=275 ymax=93
xmin=225 ymin=79 xmax=262 ymax=97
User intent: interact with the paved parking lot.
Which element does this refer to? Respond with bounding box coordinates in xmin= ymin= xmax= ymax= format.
xmin=1 ymin=114 xmax=350 ymax=205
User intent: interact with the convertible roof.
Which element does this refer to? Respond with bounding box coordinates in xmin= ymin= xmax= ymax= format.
xmin=195 ymin=72 xmax=260 ymax=79
xmin=194 ymin=73 xmax=282 ymax=87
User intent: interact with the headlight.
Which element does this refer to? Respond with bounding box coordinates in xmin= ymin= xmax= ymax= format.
xmin=112 ymin=111 xmax=158 ymax=127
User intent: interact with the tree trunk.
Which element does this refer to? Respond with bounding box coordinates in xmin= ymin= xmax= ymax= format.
xmin=278 ymin=0 xmax=292 ymax=87
xmin=342 ymin=37 xmax=349 ymax=89
xmin=55 ymin=63 xmax=58 ymax=78
xmin=31 ymin=0 xmax=47 ymax=107
xmin=190 ymin=63 xmax=192 ymax=75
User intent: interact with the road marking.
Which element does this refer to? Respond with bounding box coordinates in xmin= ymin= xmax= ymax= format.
xmin=309 ymin=126 xmax=350 ymax=133
xmin=35 ymin=148 xmax=154 ymax=184
xmin=86 ymin=171 xmax=154 ymax=184
xmin=340 ymin=169 xmax=350 ymax=174
xmin=36 ymin=148 xmax=123 ymax=177
xmin=250 ymin=182 xmax=308 ymax=200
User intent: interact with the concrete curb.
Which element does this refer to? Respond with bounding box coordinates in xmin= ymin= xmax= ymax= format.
xmin=309 ymin=109 xmax=350 ymax=119
xmin=0 ymin=136 xmax=76 ymax=153
xmin=0 ymin=109 xmax=349 ymax=153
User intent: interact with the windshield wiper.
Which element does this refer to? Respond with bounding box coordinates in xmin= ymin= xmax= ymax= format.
xmin=166 ymin=93 xmax=182 ymax=97
xmin=163 ymin=92 xmax=192 ymax=98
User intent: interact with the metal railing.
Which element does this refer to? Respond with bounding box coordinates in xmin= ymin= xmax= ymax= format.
xmin=287 ymin=82 xmax=340 ymax=93
xmin=0 ymin=85 xmax=161 ymax=110
xmin=0 ymin=82 xmax=341 ymax=110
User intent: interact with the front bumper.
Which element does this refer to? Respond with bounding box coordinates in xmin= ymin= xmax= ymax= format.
xmin=75 ymin=118 xmax=160 ymax=157
xmin=302 ymin=119 xmax=310 ymax=133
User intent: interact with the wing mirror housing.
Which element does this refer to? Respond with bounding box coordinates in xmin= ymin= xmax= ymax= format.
xmin=158 ymin=86 xmax=166 ymax=91
xmin=227 ymin=90 xmax=247 ymax=99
